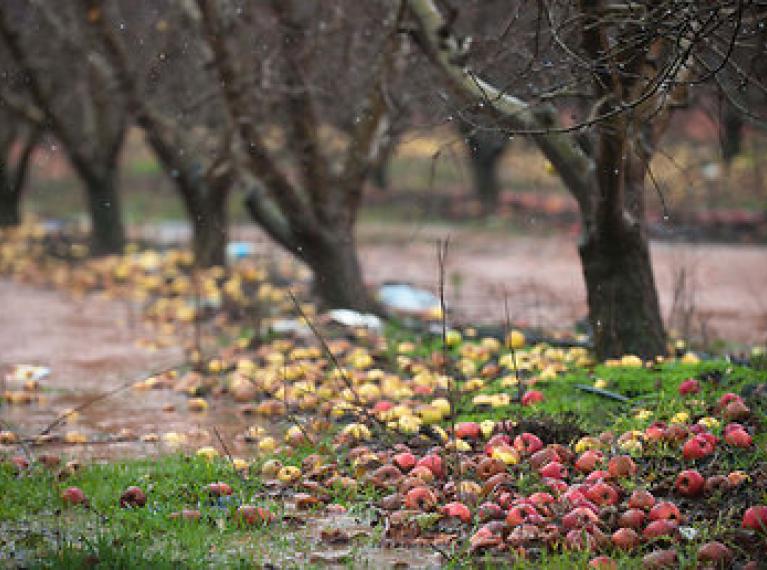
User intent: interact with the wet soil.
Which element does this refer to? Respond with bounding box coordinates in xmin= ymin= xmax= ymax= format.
xmin=0 ymin=281 xmax=257 ymax=460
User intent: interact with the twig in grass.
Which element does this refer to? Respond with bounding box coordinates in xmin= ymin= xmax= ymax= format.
xmin=285 ymin=289 xmax=387 ymax=435
xmin=436 ymin=238 xmax=459 ymax=476
xmin=574 ymin=384 xmax=630 ymax=402
xmin=503 ymin=292 xmax=524 ymax=403
xmin=37 ymin=364 xmax=181 ymax=436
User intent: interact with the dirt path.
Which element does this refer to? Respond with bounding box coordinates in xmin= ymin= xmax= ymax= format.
xmin=351 ymin=223 xmax=767 ymax=346
xmin=0 ymin=281 xmax=256 ymax=460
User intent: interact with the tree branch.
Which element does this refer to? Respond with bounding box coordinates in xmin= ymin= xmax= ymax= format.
xmin=406 ymin=0 xmax=595 ymax=217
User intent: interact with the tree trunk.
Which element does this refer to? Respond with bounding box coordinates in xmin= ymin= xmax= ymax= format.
xmin=0 ymin=181 xmax=20 ymax=227
xmin=459 ymin=121 xmax=507 ymax=215
xmin=301 ymin=227 xmax=381 ymax=314
xmin=579 ymin=219 xmax=666 ymax=360
xmin=191 ymin=191 xmax=228 ymax=268
xmin=84 ymin=171 xmax=125 ymax=256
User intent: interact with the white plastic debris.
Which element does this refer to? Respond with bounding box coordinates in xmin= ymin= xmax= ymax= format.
xmin=270 ymin=318 xmax=311 ymax=336
xmin=327 ymin=309 xmax=383 ymax=330
xmin=7 ymin=365 xmax=51 ymax=382
xmin=377 ymin=283 xmax=441 ymax=314
xmin=678 ymin=526 xmax=698 ymax=541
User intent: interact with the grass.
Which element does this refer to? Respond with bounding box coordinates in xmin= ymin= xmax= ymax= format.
xmin=2 ymin=319 xmax=766 ymax=568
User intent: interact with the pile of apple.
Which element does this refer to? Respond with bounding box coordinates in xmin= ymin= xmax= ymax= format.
xmin=300 ymin=410 xmax=765 ymax=567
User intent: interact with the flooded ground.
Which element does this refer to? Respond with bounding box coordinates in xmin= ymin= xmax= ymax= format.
xmin=0 ymin=281 xmax=261 ymax=460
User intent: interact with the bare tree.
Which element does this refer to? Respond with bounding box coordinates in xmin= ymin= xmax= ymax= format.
xmin=80 ymin=0 xmax=235 ymax=268
xmin=0 ymin=2 xmax=127 ymax=254
xmin=193 ymin=0 xmax=406 ymax=311
xmin=0 ymin=108 xmax=40 ymax=227
xmin=408 ymin=0 xmax=761 ymax=358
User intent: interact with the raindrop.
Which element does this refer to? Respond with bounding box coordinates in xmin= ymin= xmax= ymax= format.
xmin=119 ymin=23 xmax=126 ymax=31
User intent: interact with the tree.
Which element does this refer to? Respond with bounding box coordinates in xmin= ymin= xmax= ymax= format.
xmin=408 ymin=0 xmax=759 ymax=358
xmin=194 ymin=0 xmax=405 ymax=311
xmin=0 ymin=109 xmax=40 ymax=227
xmin=0 ymin=1 xmax=127 ymax=254
xmin=82 ymin=0 xmax=237 ymax=268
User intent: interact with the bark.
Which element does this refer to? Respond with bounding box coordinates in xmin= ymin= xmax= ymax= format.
xmin=83 ymin=170 xmax=125 ymax=256
xmin=190 ymin=190 xmax=228 ymax=268
xmin=301 ymin=227 xmax=381 ymax=314
xmin=0 ymin=179 xmax=21 ymax=227
xmin=463 ymin=128 xmax=507 ymax=215
xmin=579 ymin=221 xmax=665 ymax=360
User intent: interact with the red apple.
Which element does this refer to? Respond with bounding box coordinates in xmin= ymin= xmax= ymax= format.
xmin=562 ymin=506 xmax=600 ymax=530
xmin=477 ymin=502 xmax=504 ymax=522
xmin=542 ymin=478 xmax=568 ymax=494
xmin=373 ymin=400 xmax=393 ymax=413
xmin=643 ymin=549 xmax=677 ymax=569
xmin=539 ymin=461 xmax=568 ymax=480
xmin=589 ymin=556 xmax=617 ymax=570
xmin=617 ymin=508 xmax=645 ymax=529
xmin=649 ymin=501 xmax=681 ymax=522
xmin=682 ymin=434 xmax=715 ymax=461
xmin=441 ymin=501 xmax=472 ymax=523
xmin=643 ymin=519 xmax=678 ymax=539
xmin=416 ymin=454 xmax=443 ymax=479
xmin=455 ymin=422 xmax=481 ymax=440
xmin=521 ymin=390 xmax=544 ymax=406
xmin=586 ymin=482 xmax=619 ymax=506
xmin=678 ymin=378 xmax=700 ymax=395
xmin=725 ymin=428 xmax=752 ymax=448
xmin=612 ymin=527 xmax=640 ymax=550
xmin=404 ymin=486 xmax=438 ymax=511
xmin=61 ymin=487 xmax=87 ymax=506
xmin=514 ymin=432 xmax=544 ymax=454
xmin=742 ymin=506 xmax=767 ymax=532
xmin=236 ymin=505 xmax=273 ymax=525
xmin=392 ymin=452 xmax=417 ymax=472
xmin=484 ymin=434 xmax=512 ymax=456
xmin=207 ymin=482 xmax=233 ymax=497
xmin=644 ymin=426 xmax=665 ymax=443
xmin=119 ymin=486 xmax=147 ymax=508
xmin=607 ymin=455 xmax=637 ymax=478
xmin=628 ymin=489 xmax=656 ymax=510
xmin=575 ymin=450 xmax=603 ymax=473
xmin=697 ymin=541 xmax=733 ymax=564
xmin=718 ymin=392 xmax=743 ymax=408
xmin=675 ymin=469 xmax=705 ymax=497
xmin=585 ymin=470 xmax=611 ymax=484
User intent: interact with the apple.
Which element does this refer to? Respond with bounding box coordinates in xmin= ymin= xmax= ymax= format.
xmin=643 ymin=549 xmax=677 ymax=569
xmin=585 ymin=470 xmax=611 ymax=484
xmin=277 ymin=465 xmax=301 ymax=484
xmin=236 ymin=505 xmax=274 ymax=525
xmin=514 ymin=433 xmax=544 ymax=455
xmin=649 ymin=501 xmax=681 ymax=522
xmin=611 ymin=527 xmax=640 ymax=550
xmin=506 ymin=504 xmax=538 ymax=526
xmin=644 ymin=426 xmax=665 ymax=443
xmin=539 ymin=461 xmax=568 ymax=480
xmin=724 ymin=400 xmax=750 ymax=421
xmin=682 ymin=434 xmax=715 ymax=461
xmin=521 ymin=390 xmax=544 ymax=406
xmin=441 ymin=501 xmax=472 ymax=523
xmin=628 ymin=489 xmax=656 ymax=510
xmin=565 ymin=528 xmax=596 ymax=551
xmin=543 ymin=478 xmax=568 ymax=494
xmin=416 ymin=454 xmax=443 ymax=479
xmin=617 ymin=508 xmax=645 ymax=529
xmin=409 ymin=466 xmax=435 ymax=483
xmin=697 ymin=541 xmax=733 ymax=565
xmin=607 ymin=455 xmax=636 ymax=478
xmin=675 ymin=469 xmax=704 ymax=497
xmin=373 ymin=400 xmax=393 ymax=413
xmin=742 ymin=506 xmax=767 ymax=532
xmin=119 ymin=486 xmax=147 ymax=508
xmin=678 ymin=378 xmax=700 ymax=395
xmin=586 ymin=482 xmax=618 ymax=506
xmin=61 ymin=486 xmax=87 ymax=506
xmin=727 ymin=471 xmax=749 ymax=487
xmin=529 ymin=447 xmax=560 ymax=469
xmin=725 ymin=428 xmax=752 ymax=448
xmin=643 ymin=519 xmax=678 ymax=539
xmin=561 ymin=506 xmax=599 ymax=529
xmin=528 ymin=492 xmax=555 ymax=506
xmin=477 ymin=502 xmax=504 ymax=522
xmin=261 ymin=459 xmax=283 ymax=478
xmin=392 ymin=452 xmax=417 ymax=472
xmin=589 ymin=556 xmax=617 ymax=570
xmin=404 ymin=486 xmax=438 ymax=511
xmin=718 ymin=392 xmax=743 ymax=408
xmin=575 ymin=450 xmax=603 ymax=473
xmin=484 ymin=434 xmax=512 ymax=455
xmin=704 ymin=475 xmax=730 ymax=494
xmin=207 ymin=482 xmax=233 ymax=497
xmin=455 ymin=422 xmax=481 ymax=440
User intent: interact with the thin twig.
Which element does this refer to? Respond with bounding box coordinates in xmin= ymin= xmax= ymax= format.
xmin=37 ymin=364 xmax=181 ymax=436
